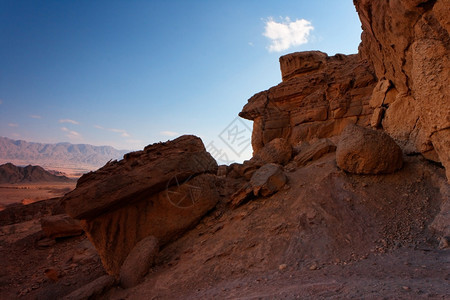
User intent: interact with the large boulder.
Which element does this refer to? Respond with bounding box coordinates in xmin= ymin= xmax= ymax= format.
xmin=63 ymin=135 xmax=218 ymax=220
xmin=62 ymin=135 xmax=221 ymax=275
xmin=120 ymin=236 xmax=159 ymax=288
xmin=336 ymin=124 xmax=403 ymax=174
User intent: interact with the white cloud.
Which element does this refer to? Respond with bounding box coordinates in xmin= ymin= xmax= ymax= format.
xmin=263 ymin=17 xmax=313 ymax=52
xmin=8 ymin=123 xmax=18 ymax=127
xmin=59 ymin=119 xmax=79 ymax=125
xmin=94 ymin=125 xmax=131 ymax=138
xmin=160 ymin=131 xmax=179 ymax=137
xmin=30 ymin=115 xmax=42 ymax=119
xmin=110 ymin=128 xmax=130 ymax=137
xmin=248 ymin=42 xmax=254 ymax=47
xmin=61 ymin=127 xmax=81 ymax=139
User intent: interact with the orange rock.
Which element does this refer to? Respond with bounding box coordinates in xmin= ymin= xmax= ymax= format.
xmin=240 ymin=53 xmax=376 ymax=153
xmin=336 ymin=124 xmax=403 ymax=175
xmin=354 ymin=0 xmax=450 ymax=181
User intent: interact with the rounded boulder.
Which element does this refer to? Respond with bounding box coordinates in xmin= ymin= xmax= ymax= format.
xmin=336 ymin=124 xmax=403 ymax=174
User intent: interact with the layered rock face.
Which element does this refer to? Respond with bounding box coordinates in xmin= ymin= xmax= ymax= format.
xmin=62 ymin=135 xmax=221 ymax=275
xmin=239 ymin=51 xmax=377 ymax=154
xmin=354 ymin=0 xmax=450 ymax=180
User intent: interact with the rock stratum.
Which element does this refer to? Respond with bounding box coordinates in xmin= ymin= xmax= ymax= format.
xmin=240 ymin=51 xmax=377 ymax=154
xmin=2 ymin=1 xmax=449 ymax=299
xmin=355 ymin=0 xmax=450 ymax=179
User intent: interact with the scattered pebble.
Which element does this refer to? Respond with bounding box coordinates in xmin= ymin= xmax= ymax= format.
xmin=279 ymin=264 xmax=287 ymax=271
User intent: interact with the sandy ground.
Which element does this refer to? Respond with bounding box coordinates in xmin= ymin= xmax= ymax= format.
xmin=0 ymin=182 xmax=76 ymax=209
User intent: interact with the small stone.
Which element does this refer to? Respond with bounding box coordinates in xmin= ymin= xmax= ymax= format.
xmin=309 ymin=263 xmax=318 ymax=270
xmin=438 ymin=237 xmax=449 ymax=249
xmin=402 ymin=286 xmax=410 ymax=291
xmin=279 ymin=264 xmax=287 ymax=271
xmin=44 ymin=268 xmax=59 ymax=282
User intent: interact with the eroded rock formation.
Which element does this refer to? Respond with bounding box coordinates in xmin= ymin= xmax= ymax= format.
xmin=62 ymin=135 xmax=221 ymax=275
xmin=354 ymin=0 xmax=450 ymax=180
xmin=239 ymin=51 xmax=377 ymax=154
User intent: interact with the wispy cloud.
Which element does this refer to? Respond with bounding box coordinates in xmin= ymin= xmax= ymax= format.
xmin=263 ymin=17 xmax=313 ymax=52
xmin=0 ymin=100 xmax=3 ymax=105
xmin=94 ymin=124 xmax=131 ymax=138
xmin=160 ymin=131 xmax=179 ymax=137
xmin=61 ymin=127 xmax=81 ymax=139
xmin=110 ymin=128 xmax=130 ymax=137
xmin=8 ymin=123 xmax=19 ymax=127
xmin=59 ymin=119 xmax=79 ymax=125
xmin=30 ymin=115 xmax=42 ymax=119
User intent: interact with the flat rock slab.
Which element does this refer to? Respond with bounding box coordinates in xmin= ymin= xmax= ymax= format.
xmin=62 ymin=135 xmax=218 ymax=219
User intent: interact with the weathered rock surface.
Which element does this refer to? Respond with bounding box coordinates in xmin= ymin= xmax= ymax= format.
xmin=293 ymin=138 xmax=337 ymax=167
xmin=251 ymin=138 xmax=292 ymax=166
xmin=62 ymin=135 xmax=221 ymax=275
xmin=240 ymin=52 xmax=377 ymax=153
xmin=250 ymin=163 xmax=287 ymax=197
xmin=120 ymin=236 xmax=159 ymax=288
xmin=63 ymin=135 xmax=218 ymax=220
xmin=40 ymin=214 xmax=83 ymax=239
xmin=230 ymin=163 xmax=287 ymax=207
xmin=336 ymin=124 xmax=403 ymax=174
xmin=354 ymin=0 xmax=450 ymax=180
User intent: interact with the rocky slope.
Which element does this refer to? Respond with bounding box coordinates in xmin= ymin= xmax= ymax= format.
xmin=0 ymin=163 xmax=72 ymax=184
xmin=0 ymin=137 xmax=128 ymax=172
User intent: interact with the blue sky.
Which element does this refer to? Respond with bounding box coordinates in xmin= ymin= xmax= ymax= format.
xmin=0 ymin=0 xmax=362 ymax=163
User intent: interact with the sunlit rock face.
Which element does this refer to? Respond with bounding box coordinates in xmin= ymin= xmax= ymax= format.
xmin=239 ymin=51 xmax=377 ymax=155
xmin=354 ymin=0 xmax=450 ymax=181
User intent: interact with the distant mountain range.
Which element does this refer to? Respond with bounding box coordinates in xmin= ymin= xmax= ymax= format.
xmin=0 ymin=137 xmax=129 ymax=173
xmin=0 ymin=163 xmax=73 ymax=184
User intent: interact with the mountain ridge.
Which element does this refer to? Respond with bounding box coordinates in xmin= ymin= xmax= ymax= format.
xmin=0 ymin=162 xmax=73 ymax=184
xmin=0 ymin=136 xmax=129 ymax=172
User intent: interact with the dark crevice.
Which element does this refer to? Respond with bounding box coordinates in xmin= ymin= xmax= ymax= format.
xmin=417 ymin=0 xmax=437 ymax=11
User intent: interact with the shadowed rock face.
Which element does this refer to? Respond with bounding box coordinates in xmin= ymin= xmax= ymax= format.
xmin=62 ymin=135 xmax=221 ymax=275
xmin=354 ymin=0 xmax=450 ymax=181
xmin=239 ymin=52 xmax=377 ymax=154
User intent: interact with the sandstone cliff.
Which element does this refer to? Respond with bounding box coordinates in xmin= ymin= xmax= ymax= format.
xmin=354 ymin=0 xmax=450 ymax=180
xmin=239 ymin=52 xmax=377 ymax=154
xmin=239 ymin=0 xmax=449 ymax=182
